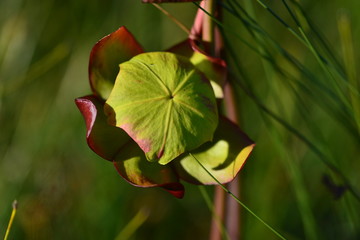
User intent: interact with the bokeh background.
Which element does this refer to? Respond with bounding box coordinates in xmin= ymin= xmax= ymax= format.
xmin=1 ymin=0 xmax=359 ymax=239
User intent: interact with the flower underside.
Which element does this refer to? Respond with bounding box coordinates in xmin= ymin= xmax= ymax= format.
xmin=75 ymin=22 xmax=254 ymax=198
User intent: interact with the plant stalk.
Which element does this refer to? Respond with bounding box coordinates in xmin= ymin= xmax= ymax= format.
xmin=201 ymin=1 xmax=228 ymax=240
xmin=202 ymin=0 xmax=241 ymax=239
xmin=210 ymin=186 xmax=226 ymax=240
xmin=202 ymin=0 xmax=215 ymax=55
xmin=224 ymin=82 xmax=241 ymax=240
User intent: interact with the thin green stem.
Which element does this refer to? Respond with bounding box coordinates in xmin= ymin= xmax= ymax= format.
xmin=219 ymin=24 xmax=360 ymax=201
xmin=251 ymin=0 xmax=360 ymax=121
xmin=223 ymin=35 xmax=360 ymax=201
xmin=239 ymin=3 xmax=318 ymax=237
xmin=115 ymin=208 xmax=149 ymax=240
xmin=4 ymin=200 xmax=17 ymax=240
xmin=254 ymin=0 xmax=306 ymax=45
xmin=151 ymin=3 xmax=191 ymax=35
xmin=298 ymin=26 xmax=352 ymax=109
xmin=337 ymin=11 xmax=360 ymax=133
xmin=212 ymin=1 xmax=356 ymax=129
xmin=193 ymin=1 xmax=266 ymax=57
xmin=219 ymin=1 xmax=360 ymax=140
xmin=281 ymin=0 xmax=358 ymax=110
xmin=190 ymin=153 xmax=288 ymax=240
xmin=255 ymin=0 xmax=347 ymax=80
xmin=288 ymin=0 xmax=345 ymax=75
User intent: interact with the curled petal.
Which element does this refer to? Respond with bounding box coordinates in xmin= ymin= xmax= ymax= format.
xmin=75 ymin=95 xmax=131 ymax=161
xmin=76 ymin=96 xmax=184 ymax=198
xmin=89 ymin=26 xmax=144 ymax=100
xmin=113 ymin=141 xmax=184 ymax=198
xmin=174 ymin=116 xmax=255 ymax=185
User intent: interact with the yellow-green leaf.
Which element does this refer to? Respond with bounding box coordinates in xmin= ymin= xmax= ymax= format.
xmin=105 ymin=52 xmax=218 ymax=165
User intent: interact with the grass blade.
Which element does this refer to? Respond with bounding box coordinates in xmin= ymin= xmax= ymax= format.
xmin=199 ymin=186 xmax=230 ymax=240
xmin=190 ymin=153 xmax=288 ymax=240
xmin=4 ymin=200 xmax=17 ymax=240
xmin=115 ymin=208 xmax=149 ymax=240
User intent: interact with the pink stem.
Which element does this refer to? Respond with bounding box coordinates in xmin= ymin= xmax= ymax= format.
xmin=224 ymin=83 xmax=241 ymax=240
xmin=199 ymin=1 xmax=226 ymax=240
xmin=201 ymin=0 xmax=241 ymax=239
xmin=210 ymin=186 xmax=226 ymax=240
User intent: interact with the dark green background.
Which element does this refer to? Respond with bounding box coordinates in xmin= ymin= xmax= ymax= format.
xmin=1 ymin=0 xmax=359 ymax=239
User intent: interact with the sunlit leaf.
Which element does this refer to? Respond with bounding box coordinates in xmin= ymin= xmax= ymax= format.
xmin=105 ymin=52 xmax=218 ymax=165
xmin=113 ymin=141 xmax=184 ymax=198
xmin=89 ymin=27 xmax=144 ymax=100
xmin=75 ymin=95 xmax=131 ymax=161
xmin=174 ymin=117 xmax=255 ymax=185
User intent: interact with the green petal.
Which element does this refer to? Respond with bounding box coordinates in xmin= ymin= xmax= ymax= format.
xmin=113 ymin=141 xmax=184 ymax=198
xmin=174 ymin=117 xmax=255 ymax=185
xmin=105 ymin=52 xmax=218 ymax=165
xmin=89 ymin=27 xmax=143 ymax=100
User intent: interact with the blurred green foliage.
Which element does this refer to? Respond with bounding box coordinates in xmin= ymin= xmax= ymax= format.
xmin=0 ymin=0 xmax=359 ymax=239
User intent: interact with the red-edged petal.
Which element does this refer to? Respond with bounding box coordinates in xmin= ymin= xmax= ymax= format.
xmin=174 ymin=116 xmax=255 ymax=185
xmin=75 ymin=95 xmax=131 ymax=161
xmin=89 ymin=26 xmax=144 ymax=100
xmin=76 ymin=96 xmax=184 ymax=198
xmin=113 ymin=141 xmax=184 ymax=198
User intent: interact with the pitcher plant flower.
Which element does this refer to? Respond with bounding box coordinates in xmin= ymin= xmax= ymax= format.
xmin=75 ymin=8 xmax=254 ymax=198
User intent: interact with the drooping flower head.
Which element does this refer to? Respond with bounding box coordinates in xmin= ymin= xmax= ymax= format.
xmin=75 ymin=6 xmax=254 ymax=198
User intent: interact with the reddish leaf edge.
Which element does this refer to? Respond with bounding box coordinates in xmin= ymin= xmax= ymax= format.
xmin=88 ymin=26 xmax=144 ymax=99
xmin=75 ymin=95 xmax=110 ymax=160
xmin=199 ymin=142 xmax=255 ymax=186
xmin=113 ymin=161 xmax=185 ymax=199
xmin=75 ymin=95 xmax=131 ymax=161
xmin=76 ymin=95 xmax=185 ymax=198
xmin=75 ymin=96 xmax=99 ymax=139
xmin=78 ymin=19 xmax=249 ymax=198
xmin=169 ymin=39 xmax=226 ymax=71
xmin=76 ymin=95 xmax=254 ymax=197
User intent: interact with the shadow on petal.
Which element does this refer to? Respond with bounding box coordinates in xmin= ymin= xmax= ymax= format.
xmin=174 ymin=116 xmax=255 ymax=185
xmin=113 ymin=141 xmax=184 ymax=198
xmin=75 ymin=95 xmax=131 ymax=161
